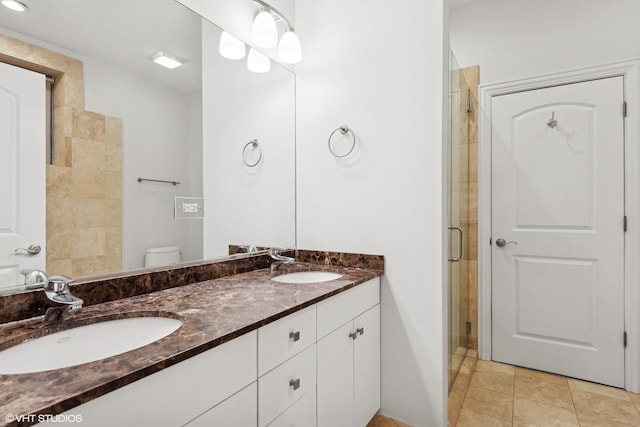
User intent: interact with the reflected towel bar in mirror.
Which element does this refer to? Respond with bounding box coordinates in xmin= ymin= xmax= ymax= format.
xmin=137 ymin=177 xmax=181 ymax=186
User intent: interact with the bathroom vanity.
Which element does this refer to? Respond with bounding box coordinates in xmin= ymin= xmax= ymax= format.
xmin=0 ymin=251 xmax=383 ymax=427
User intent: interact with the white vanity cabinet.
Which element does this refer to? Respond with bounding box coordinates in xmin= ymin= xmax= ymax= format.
xmin=37 ymin=277 xmax=380 ymax=427
xmin=317 ymin=279 xmax=381 ymax=427
xmin=39 ymin=331 xmax=257 ymax=427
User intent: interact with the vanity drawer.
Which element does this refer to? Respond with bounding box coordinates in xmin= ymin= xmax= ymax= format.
xmin=268 ymin=387 xmax=316 ymax=427
xmin=258 ymin=344 xmax=316 ymax=427
xmin=258 ymin=304 xmax=316 ymax=376
xmin=317 ymin=278 xmax=380 ymax=339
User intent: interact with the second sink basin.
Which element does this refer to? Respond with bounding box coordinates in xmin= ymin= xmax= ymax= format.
xmin=0 ymin=316 xmax=182 ymax=375
xmin=271 ymin=271 xmax=343 ymax=284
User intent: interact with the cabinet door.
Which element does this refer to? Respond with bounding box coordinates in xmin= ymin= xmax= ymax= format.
xmin=354 ymin=305 xmax=380 ymax=427
xmin=317 ymin=321 xmax=354 ymax=427
xmin=184 ymin=382 xmax=257 ymax=427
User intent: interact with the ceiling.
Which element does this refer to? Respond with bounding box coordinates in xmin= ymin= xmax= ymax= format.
xmin=0 ymin=0 xmax=202 ymax=94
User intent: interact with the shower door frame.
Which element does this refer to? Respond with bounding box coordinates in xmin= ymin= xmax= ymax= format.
xmin=477 ymin=59 xmax=640 ymax=393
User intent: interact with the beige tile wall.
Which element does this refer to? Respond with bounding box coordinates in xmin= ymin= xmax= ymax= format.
xmin=1 ymin=33 xmax=122 ymax=278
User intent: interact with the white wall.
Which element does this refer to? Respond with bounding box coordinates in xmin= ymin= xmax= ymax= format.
xmin=201 ymin=21 xmax=296 ymax=257
xmin=450 ymin=0 xmax=640 ymax=85
xmin=295 ymin=0 xmax=448 ymax=425
xmin=83 ymin=58 xmax=200 ymax=270
xmin=185 ymin=91 xmax=204 ymax=262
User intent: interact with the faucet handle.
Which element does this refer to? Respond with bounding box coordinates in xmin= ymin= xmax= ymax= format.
xmin=46 ymin=275 xmax=74 ymax=293
xmin=21 ymin=269 xmax=48 ymax=289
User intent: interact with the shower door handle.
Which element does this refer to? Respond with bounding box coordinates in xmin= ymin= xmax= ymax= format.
xmin=448 ymin=226 xmax=464 ymax=262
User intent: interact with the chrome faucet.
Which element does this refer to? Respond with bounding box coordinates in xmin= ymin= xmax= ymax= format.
xmin=269 ymin=248 xmax=295 ymax=273
xmin=21 ymin=271 xmax=83 ymax=321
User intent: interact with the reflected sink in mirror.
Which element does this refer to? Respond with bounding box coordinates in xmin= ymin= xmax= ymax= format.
xmin=0 ymin=317 xmax=182 ymax=375
xmin=271 ymin=271 xmax=343 ymax=284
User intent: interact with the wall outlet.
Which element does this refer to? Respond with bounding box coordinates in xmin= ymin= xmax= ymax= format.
xmin=175 ymin=197 xmax=204 ymax=219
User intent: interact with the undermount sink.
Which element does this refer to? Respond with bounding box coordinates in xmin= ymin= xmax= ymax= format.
xmin=271 ymin=271 xmax=343 ymax=284
xmin=0 ymin=317 xmax=182 ymax=375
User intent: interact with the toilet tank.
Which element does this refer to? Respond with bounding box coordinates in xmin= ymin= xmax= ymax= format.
xmin=144 ymin=246 xmax=181 ymax=267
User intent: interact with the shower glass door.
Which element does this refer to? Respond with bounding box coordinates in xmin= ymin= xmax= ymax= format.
xmin=447 ymin=51 xmax=470 ymax=391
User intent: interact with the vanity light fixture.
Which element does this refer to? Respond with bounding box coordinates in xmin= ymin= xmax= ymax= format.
xmin=152 ymin=51 xmax=183 ymax=70
xmin=251 ymin=10 xmax=278 ymax=48
xmin=247 ymin=48 xmax=271 ymax=73
xmin=1 ymin=0 xmax=28 ymax=12
xmin=252 ymin=0 xmax=302 ymax=65
xmin=219 ymin=31 xmax=246 ymax=60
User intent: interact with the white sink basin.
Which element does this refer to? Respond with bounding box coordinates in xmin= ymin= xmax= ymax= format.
xmin=0 ymin=317 xmax=182 ymax=375
xmin=271 ymin=271 xmax=343 ymax=284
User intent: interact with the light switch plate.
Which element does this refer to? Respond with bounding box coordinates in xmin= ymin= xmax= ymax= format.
xmin=174 ymin=197 xmax=204 ymax=219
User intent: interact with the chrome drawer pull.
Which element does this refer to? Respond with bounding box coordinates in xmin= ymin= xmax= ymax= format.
xmin=289 ymin=378 xmax=301 ymax=390
xmin=289 ymin=331 xmax=300 ymax=342
xmin=356 ymin=327 xmax=364 ymax=336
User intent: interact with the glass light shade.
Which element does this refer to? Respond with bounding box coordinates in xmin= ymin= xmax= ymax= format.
xmin=247 ymin=48 xmax=271 ymax=73
xmin=278 ymin=30 xmax=302 ymax=64
xmin=251 ymin=11 xmax=278 ymax=48
xmin=219 ymin=31 xmax=246 ymax=60
xmin=1 ymin=0 xmax=28 ymax=12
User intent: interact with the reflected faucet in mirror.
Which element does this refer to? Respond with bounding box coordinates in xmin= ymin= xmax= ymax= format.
xmin=269 ymin=248 xmax=295 ymax=273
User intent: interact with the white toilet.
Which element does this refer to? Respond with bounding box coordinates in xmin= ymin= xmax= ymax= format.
xmin=144 ymin=246 xmax=181 ymax=268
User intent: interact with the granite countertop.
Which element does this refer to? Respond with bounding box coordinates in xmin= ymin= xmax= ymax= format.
xmin=0 ymin=262 xmax=381 ymax=426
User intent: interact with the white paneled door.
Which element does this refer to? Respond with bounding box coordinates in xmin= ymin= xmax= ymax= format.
xmin=0 ymin=62 xmax=46 ymax=290
xmin=491 ymin=77 xmax=625 ymax=387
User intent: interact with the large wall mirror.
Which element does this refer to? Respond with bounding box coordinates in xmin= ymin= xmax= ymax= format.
xmin=0 ymin=0 xmax=296 ymax=293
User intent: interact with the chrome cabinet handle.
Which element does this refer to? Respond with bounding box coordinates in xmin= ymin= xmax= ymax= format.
xmin=289 ymin=378 xmax=301 ymax=390
xmin=448 ymin=226 xmax=464 ymax=262
xmin=289 ymin=331 xmax=300 ymax=342
xmin=14 ymin=244 xmax=41 ymax=255
xmin=495 ymin=238 xmax=518 ymax=248
xmin=356 ymin=327 xmax=364 ymax=336
xmin=349 ymin=331 xmax=358 ymax=340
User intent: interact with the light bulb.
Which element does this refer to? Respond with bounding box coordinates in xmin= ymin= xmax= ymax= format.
xmin=278 ymin=30 xmax=302 ymax=64
xmin=219 ymin=31 xmax=246 ymax=60
xmin=247 ymin=48 xmax=271 ymax=73
xmin=251 ymin=11 xmax=278 ymax=48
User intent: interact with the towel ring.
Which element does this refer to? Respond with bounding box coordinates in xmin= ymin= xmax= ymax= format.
xmin=328 ymin=125 xmax=356 ymax=158
xmin=242 ymin=139 xmax=262 ymax=167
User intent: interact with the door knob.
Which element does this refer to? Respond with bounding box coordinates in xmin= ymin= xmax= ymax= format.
xmin=14 ymin=244 xmax=41 ymax=255
xmin=495 ymin=238 xmax=517 ymax=248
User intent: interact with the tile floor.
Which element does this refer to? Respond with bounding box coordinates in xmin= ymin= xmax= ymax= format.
xmin=453 ymin=357 xmax=640 ymax=426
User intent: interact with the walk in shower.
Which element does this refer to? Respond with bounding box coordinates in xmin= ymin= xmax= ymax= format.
xmin=447 ymin=51 xmax=477 ymax=391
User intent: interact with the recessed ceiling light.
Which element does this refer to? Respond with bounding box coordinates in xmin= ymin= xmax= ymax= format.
xmin=152 ymin=52 xmax=183 ymax=70
xmin=1 ymin=0 xmax=28 ymax=12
